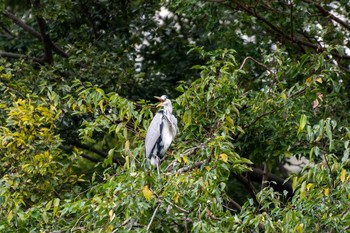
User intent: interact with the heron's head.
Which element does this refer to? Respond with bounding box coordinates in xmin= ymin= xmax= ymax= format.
xmin=154 ymin=95 xmax=171 ymax=107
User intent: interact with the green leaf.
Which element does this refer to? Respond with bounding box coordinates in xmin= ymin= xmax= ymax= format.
xmin=53 ymin=198 xmax=60 ymax=216
xmin=298 ymin=114 xmax=307 ymax=135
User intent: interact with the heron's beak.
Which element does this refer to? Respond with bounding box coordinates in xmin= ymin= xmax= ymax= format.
xmin=154 ymin=96 xmax=164 ymax=107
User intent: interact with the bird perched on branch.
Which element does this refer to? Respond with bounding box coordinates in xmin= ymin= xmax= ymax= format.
xmin=145 ymin=95 xmax=178 ymax=177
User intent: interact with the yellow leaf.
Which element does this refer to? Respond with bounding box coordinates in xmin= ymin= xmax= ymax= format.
xmin=99 ymin=100 xmax=104 ymax=112
xmin=143 ymin=185 xmax=152 ymax=201
xmin=182 ymin=155 xmax=188 ymax=164
xmin=220 ymin=153 xmax=228 ymax=163
xmin=324 ymin=188 xmax=329 ymax=196
xmin=296 ymin=223 xmax=304 ymax=233
xmin=306 ymin=183 xmax=313 ymax=191
xmin=109 ymin=209 xmax=115 ymax=222
xmin=306 ymin=77 xmax=312 ymax=83
xmin=316 ymin=77 xmax=323 ymax=83
xmin=174 ymin=194 xmax=180 ymax=204
xmin=340 ymin=169 xmax=346 ymax=183
xmin=205 ymin=166 xmax=211 ymax=171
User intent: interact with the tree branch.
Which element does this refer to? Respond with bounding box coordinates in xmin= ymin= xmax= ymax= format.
xmin=3 ymin=9 xmax=68 ymax=60
xmin=72 ymin=141 xmax=123 ymax=165
xmin=79 ymin=153 xmax=101 ymax=163
xmin=32 ymin=0 xmax=53 ymax=64
xmin=3 ymin=10 xmax=42 ymax=39
xmin=250 ymin=167 xmax=293 ymax=198
xmin=147 ymin=202 xmax=161 ymax=231
xmin=261 ymin=162 xmax=268 ymax=189
xmin=0 ymin=23 xmax=15 ymax=38
xmin=233 ymin=173 xmax=259 ymax=206
xmin=226 ymin=196 xmax=242 ymax=211
xmin=228 ymin=0 xmax=350 ymax=59
xmin=303 ymin=0 xmax=350 ymax=31
xmin=175 ymin=161 xmax=206 ymax=174
xmin=165 ymin=144 xmax=206 ymax=172
xmin=0 ymin=51 xmax=43 ymax=63
xmin=239 ymin=56 xmax=274 ymax=74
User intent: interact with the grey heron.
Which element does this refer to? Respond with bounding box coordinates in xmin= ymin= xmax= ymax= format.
xmin=145 ymin=95 xmax=178 ymax=177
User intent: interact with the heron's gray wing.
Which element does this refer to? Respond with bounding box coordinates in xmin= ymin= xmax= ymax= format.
xmin=145 ymin=111 xmax=163 ymax=158
xmin=171 ymin=114 xmax=178 ymax=135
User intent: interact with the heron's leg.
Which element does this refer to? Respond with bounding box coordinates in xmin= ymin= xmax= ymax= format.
xmin=156 ymin=158 xmax=160 ymax=180
xmin=146 ymin=159 xmax=152 ymax=177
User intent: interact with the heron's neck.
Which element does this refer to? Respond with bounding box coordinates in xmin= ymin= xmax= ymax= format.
xmin=163 ymin=104 xmax=173 ymax=113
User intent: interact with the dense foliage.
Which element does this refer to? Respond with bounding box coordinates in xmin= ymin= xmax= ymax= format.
xmin=1 ymin=0 xmax=349 ymax=232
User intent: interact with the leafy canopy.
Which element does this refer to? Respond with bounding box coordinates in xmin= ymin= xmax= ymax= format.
xmin=1 ymin=0 xmax=350 ymax=232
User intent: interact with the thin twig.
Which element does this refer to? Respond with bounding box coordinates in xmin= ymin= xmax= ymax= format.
xmin=234 ymin=174 xmax=259 ymax=207
xmin=229 ymin=0 xmax=350 ymax=59
xmin=323 ymin=154 xmax=336 ymax=189
xmin=205 ymin=207 xmax=220 ymax=220
xmin=165 ymin=144 xmax=205 ymax=172
xmin=176 ymin=161 xmax=206 ymax=174
xmin=261 ymin=162 xmax=269 ymax=188
xmin=226 ymin=196 xmax=242 ymax=211
xmin=164 ymin=199 xmax=190 ymax=214
xmin=0 ymin=51 xmax=42 ymax=63
xmin=72 ymin=141 xmax=123 ymax=165
xmin=80 ymin=153 xmax=101 ymax=163
xmin=112 ymin=218 xmax=131 ymax=233
xmin=239 ymin=56 xmax=276 ymax=77
xmin=303 ymin=0 xmax=350 ymax=31
xmin=147 ymin=202 xmax=161 ymax=231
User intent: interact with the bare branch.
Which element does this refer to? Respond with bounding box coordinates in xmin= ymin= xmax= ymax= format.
xmin=226 ymin=196 xmax=242 ymax=211
xmin=32 ymin=0 xmax=53 ymax=64
xmin=164 ymin=199 xmax=190 ymax=214
xmin=229 ymin=0 xmax=350 ymax=59
xmin=0 ymin=51 xmax=43 ymax=63
xmin=303 ymin=0 xmax=350 ymax=31
xmin=79 ymin=153 xmax=101 ymax=163
xmin=165 ymin=144 xmax=206 ymax=172
xmin=233 ymin=174 xmax=259 ymax=206
xmin=72 ymin=141 xmax=123 ymax=165
xmin=3 ymin=10 xmax=42 ymax=39
xmin=205 ymin=207 xmax=220 ymax=220
xmin=250 ymin=167 xmax=293 ymax=198
xmin=239 ymin=56 xmax=277 ymax=82
xmin=3 ymin=9 xmax=68 ymax=60
xmin=0 ymin=23 xmax=15 ymax=38
xmin=175 ymin=161 xmax=206 ymax=174
xmin=261 ymin=162 xmax=269 ymax=189
xmin=147 ymin=202 xmax=161 ymax=231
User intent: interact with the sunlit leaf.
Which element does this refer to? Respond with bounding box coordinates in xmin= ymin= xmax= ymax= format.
xmin=340 ymin=169 xmax=346 ymax=183
xmin=306 ymin=183 xmax=313 ymax=191
xmin=296 ymin=223 xmax=304 ymax=233
xmin=324 ymin=188 xmax=329 ymax=196
xmin=143 ymin=185 xmax=153 ymax=201
xmin=298 ymin=114 xmax=307 ymax=135
xmin=220 ymin=153 xmax=228 ymax=163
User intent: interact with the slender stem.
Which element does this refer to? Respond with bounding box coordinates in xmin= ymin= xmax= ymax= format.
xmin=147 ymin=202 xmax=161 ymax=231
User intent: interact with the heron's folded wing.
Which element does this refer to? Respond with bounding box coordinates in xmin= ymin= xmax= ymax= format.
xmin=171 ymin=114 xmax=178 ymax=134
xmin=145 ymin=111 xmax=163 ymax=157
